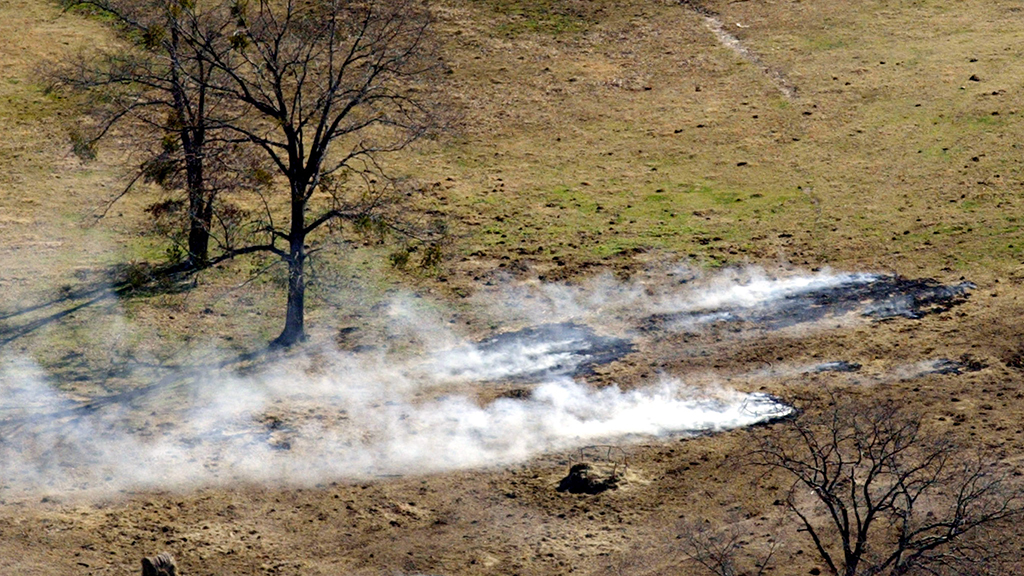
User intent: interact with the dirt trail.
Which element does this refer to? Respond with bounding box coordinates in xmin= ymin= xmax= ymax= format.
xmin=682 ymin=1 xmax=797 ymax=98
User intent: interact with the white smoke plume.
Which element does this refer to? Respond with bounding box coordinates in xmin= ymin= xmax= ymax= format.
xmin=468 ymin=267 xmax=880 ymax=328
xmin=2 ymin=267 xmax=905 ymax=499
xmin=0 ymin=354 xmax=791 ymax=499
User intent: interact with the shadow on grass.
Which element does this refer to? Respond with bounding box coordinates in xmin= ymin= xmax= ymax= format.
xmin=0 ymin=259 xmax=294 ymax=428
xmin=0 ymin=344 xmax=282 ymax=437
xmin=0 ymin=260 xmax=197 ymax=348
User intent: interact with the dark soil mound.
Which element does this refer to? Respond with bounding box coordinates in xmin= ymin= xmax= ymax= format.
xmin=556 ymin=463 xmax=620 ymax=495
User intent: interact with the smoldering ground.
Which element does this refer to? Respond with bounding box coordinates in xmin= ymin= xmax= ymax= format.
xmin=0 ymin=267 xmax=972 ymax=500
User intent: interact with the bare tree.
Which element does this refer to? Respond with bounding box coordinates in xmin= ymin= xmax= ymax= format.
xmin=185 ymin=0 xmax=441 ymax=346
xmin=752 ymin=395 xmax=1024 ymax=576
xmin=56 ymin=0 xmax=258 ymax=269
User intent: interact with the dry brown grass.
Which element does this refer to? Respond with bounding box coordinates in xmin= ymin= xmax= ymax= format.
xmin=408 ymin=0 xmax=1024 ymax=285
xmin=3 ymin=0 xmax=1024 ymax=574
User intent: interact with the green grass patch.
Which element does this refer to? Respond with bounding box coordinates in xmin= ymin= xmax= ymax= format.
xmin=805 ymin=35 xmax=848 ymax=51
xmin=486 ymin=0 xmax=590 ymax=37
xmin=592 ymin=237 xmax=645 ymax=258
xmin=954 ymin=113 xmax=1006 ymax=127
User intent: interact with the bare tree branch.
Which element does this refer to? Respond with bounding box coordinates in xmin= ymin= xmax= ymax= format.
xmin=751 ymin=393 xmax=1024 ymax=576
xmin=187 ymin=0 xmax=443 ymax=346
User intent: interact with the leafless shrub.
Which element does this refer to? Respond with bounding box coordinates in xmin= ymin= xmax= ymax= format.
xmin=751 ymin=393 xmax=1024 ymax=576
xmin=675 ymin=517 xmax=779 ymax=576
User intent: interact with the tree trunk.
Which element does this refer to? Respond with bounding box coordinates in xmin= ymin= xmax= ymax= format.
xmin=171 ymin=23 xmax=212 ymax=270
xmin=272 ymin=249 xmax=306 ymax=347
xmin=182 ymin=127 xmax=210 ymax=268
xmin=271 ymin=193 xmax=307 ymax=347
xmin=186 ymin=200 xmax=211 ymax=268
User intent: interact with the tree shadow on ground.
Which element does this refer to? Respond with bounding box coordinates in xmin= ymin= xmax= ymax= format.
xmin=0 ymin=260 xmax=197 ymax=348
xmin=0 ymin=331 xmax=284 ymax=439
xmin=0 ymin=259 xmax=288 ymax=424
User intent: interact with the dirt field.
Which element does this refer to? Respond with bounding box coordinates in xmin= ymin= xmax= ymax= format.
xmin=3 ymin=0 xmax=1024 ymax=574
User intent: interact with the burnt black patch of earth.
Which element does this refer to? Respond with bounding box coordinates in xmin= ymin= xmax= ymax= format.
xmin=911 ymin=355 xmax=988 ymax=378
xmin=641 ymin=276 xmax=974 ymax=332
xmin=811 ymin=361 xmax=862 ymax=373
xmin=448 ymin=322 xmax=635 ymax=382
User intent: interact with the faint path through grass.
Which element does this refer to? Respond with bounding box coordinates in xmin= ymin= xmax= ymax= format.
xmin=692 ymin=8 xmax=797 ymax=98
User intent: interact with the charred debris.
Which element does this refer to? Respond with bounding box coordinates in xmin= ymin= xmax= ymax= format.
xmin=641 ymin=275 xmax=974 ymax=331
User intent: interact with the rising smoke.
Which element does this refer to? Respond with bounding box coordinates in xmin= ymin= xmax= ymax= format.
xmin=0 ymin=356 xmax=790 ymax=498
xmin=1 ymin=266 xmax=960 ymax=500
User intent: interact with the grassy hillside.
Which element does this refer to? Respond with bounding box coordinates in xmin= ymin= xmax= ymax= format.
xmin=5 ymin=0 xmax=1024 ymax=354
xmin=424 ymin=0 xmax=1024 ymax=280
xmin=2 ymin=0 xmax=1024 ymax=574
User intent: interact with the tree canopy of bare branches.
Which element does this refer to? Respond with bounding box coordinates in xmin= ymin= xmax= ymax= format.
xmin=753 ymin=395 xmax=1024 ymax=576
xmin=60 ymin=0 xmax=443 ymax=346
xmin=56 ymin=0 xmax=257 ymax=268
xmin=676 ymin=518 xmax=779 ymax=576
xmin=186 ymin=0 xmax=442 ymax=346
